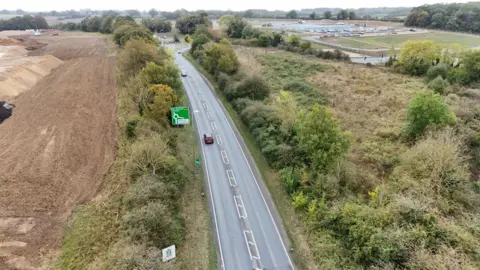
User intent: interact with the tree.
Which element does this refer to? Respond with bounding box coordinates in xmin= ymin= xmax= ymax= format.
xmin=274 ymin=90 xmax=298 ymax=134
xmin=309 ymin=12 xmax=316 ymax=20
xmin=202 ymin=43 xmax=239 ymax=75
xmin=272 ymin=32 xmax=283 ymax=46
xmin=225 ymin=16 xmax=248 ymax=38
xmin=231 ymin=75 xmax=270 ymax=101
xmin=337 ymin=9 xmax=349 ymax=20
xmin=461 ymin=50 xmax=480 ymax=83
xmin=175 ymin=14 xmax=211 ymax=35
xmin=148 ymin=9 xmax=159 ymax=17
xmin=295 ymin=104 xmax=350 ymax=172
xmin=144 ymin=84 xmax=180 ymax=125
xmin=287 ymin=34 xmax=301 ymax=47
xmin=190 ymin=34 xmax=210 ymax=54
xmin=396 ymin=40 xmax=441 ymax=76
xmin=286 ymin=10 xmax=298 ymax=19
xmin=100 ymin=15 xmax=115 ymax=34
xmin=218 ymin=14 xmax=235 ymax=27
xmin=324 ymin=11 xmax=332 ymax=19
xmin=244 ymin=10 xmax=254 ymax=18
xmin=405 ymin=91 xmax=456 ymax=139
xmin=117 ymin=40 xmax=169 ymax=83
xmin=348 ymin=11 xmax=356 ymax=20
xmin=140 ymin=62 xmax=182 ymax=91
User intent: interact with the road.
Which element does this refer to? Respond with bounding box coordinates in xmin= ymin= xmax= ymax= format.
xmin=174 ymin=50 xmax=294 ymax=270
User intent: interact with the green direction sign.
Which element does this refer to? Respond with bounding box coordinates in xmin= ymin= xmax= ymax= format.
xmin=171 ymin=107 xmax=190 ymax=125
xmin=195 ymin=158 xmax=200 ymax=166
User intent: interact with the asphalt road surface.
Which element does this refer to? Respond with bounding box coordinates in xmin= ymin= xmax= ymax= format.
xmin=174 ymin=51 xmax=294 ymax=270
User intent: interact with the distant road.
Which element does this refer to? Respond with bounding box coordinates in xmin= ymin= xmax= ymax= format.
xmin=174 ymin=49 xmax=295 ymax=270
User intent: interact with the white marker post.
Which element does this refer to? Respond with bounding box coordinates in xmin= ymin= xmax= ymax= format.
xmin=162 ymin=245 xmax=176 ymax=262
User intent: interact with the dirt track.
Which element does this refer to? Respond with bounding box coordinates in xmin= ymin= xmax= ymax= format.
xmin=0 ymin=34 xmax=117 ymax=269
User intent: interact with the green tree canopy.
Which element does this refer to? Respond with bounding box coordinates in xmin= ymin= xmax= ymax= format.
xmin=295 ymin=104 xmax=350 ymax=172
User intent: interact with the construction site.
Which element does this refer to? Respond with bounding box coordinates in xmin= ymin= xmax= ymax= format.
xmin=0 ymin=31 xmax=117 ymax=269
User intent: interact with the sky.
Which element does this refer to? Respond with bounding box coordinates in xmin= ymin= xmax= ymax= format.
xmin=2 ymin=0 xmax=471 ymax=12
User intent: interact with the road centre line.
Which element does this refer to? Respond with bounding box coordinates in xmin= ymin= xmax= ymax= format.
xmin=216 ymin=135 xmax=223 ymax=146
xmin=234 ymin=195 xmax=247 ymax=219
xmin=226 ymin=169 xmax=237 ymax=186
xmin=243 ymin=230 xmax=261 ymax=260
xmin=221 ymin=150 xmax=229 ymax=164
xmin=211 ymin=121 xmax=217 ymax=131
xmin=206 ymin=111 xmax=212 ymax=120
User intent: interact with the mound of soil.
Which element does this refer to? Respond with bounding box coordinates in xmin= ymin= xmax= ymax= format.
xmin=0 ymin=38 xmax=22 ymax=46
xmin=0 ymin=55 xmax=63 ymax=100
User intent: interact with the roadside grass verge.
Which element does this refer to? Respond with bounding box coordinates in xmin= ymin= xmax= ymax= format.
xmin=324 ymin=38 xmax=384 ymax=49
xmin=184 ymin=52 xmax=318 ymax=270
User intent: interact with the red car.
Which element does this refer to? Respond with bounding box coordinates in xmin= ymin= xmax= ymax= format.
xmin=203 ymin=133 xmax=214 ymax=144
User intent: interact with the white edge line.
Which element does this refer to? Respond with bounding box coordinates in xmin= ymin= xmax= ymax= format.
xmin=243 ymin=230 xmax=253 ymax=260
xmin=214 ymin=86 xmax=295 ymax=269
xmin=185 ymin=65 xmax=226 ymax=270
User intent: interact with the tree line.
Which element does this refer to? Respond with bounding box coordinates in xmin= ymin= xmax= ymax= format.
xmin=0 ymin=14 xmax=48 ymax=30
xmin=405 ymin=2 xmax=480 ymax=33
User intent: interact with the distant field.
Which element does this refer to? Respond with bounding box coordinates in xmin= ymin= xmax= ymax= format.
xmin=325 ymin=38 xmax=386 ymax=49
xmin=357 ymin=32 xmax=480 ymax=48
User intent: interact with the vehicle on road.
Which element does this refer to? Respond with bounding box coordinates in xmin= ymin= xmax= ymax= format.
xmin=181 ymin=69 xmax=187 ymax=77
xmin=178 ymin=51 xmax=182 ymax=54
xmin=203 ymin=133 xmax=214 ymax=144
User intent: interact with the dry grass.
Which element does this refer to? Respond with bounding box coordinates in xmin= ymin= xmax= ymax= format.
xmin=307 ymin=62 xmax=425 ymax=188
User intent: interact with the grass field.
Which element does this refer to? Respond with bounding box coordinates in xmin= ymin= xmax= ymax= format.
xmin=325 ymin=38 xmax=387 ymax=49
xmin=357 ymin=31 xmax=480 ymax=48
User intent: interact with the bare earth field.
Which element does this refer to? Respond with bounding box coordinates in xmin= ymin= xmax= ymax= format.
xmin=0 ymin=33 xmax=117 ymax=269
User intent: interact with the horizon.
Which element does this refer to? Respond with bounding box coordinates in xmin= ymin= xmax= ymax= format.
xmin=0 ymin=0 xmax=471 ymax=13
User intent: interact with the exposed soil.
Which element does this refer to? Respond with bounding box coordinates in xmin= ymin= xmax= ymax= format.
xmin=0 ymin=34 xmax=117 ymax=269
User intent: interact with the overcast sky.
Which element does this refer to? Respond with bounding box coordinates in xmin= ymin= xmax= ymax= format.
xmin=2 ymin=0 xmax=471 ymax=12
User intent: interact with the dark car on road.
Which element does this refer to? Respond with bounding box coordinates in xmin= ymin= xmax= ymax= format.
xmin=203 ymin=133 xmax=214 ymax=144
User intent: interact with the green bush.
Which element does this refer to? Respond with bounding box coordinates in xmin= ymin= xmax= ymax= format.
xmin=123 ymin=175 xmax=179 ymax=209
xmin=425 ymin=64 xmax=449 ymax=82
xmin=427 ymin=75 xmax=449 ymax=94
xmin=462 ymin=50 xmax=480 ymax=83
xmin=216 ymin=72 xmax=231 ymax=91
xmin=229 ymin=75 xmax=270 ymax=101
xmin=122 ymin=201 xmax=184 ymax=248
xmin=257 ymin=34 xmax=272 ymax=47
xmin=447 ymin=68 xmax=471 ymax=85
xmin=125 ymin=116 xmax=140 ymax=138
xmin=295 ymin=104 xmax=351 ymax=172
xmin=405 ymin=91 xmax=456 ymax=139
xmin=300 ymin=41 xmax=312 ymax=50
xmin=129 ymin=135 xmax=177 ymax=177
xmin=279 ymin=167 xmax=301 ymax=194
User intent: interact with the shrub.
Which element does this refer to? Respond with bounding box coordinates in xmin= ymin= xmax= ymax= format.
xmin=119 ymin=27 xmax=157 ymax=47
xmin=405 ymin=91 xmax=456 ymax=139
xmin=447 ymin=68 xmax=470 ymax=85
xmin=396 ymin=40 xmax=441 ymax=76
xmin=287 ymin=34 xmax=301 ymax=47
xmin=427 ymin=75 xmax=449 ymax=95
xmin=216 ymin=72 xmax=231 ymax=91
xmin=257 ymin=34 xmax=272 ymax=47
xmin=425 ymin=64 xmax=449 ymax=82
xmin=230 ymin=75 xmax=270 ymax=101
xmin=202 ymin=42 xmax=239 ymax=75
xmin=300 ymin=41 xmax=312 ymax=50
xmin=462 ymin=50 xmax=480 ymax=83
xmin=123 ymin=175 xmax=179 ymax=209
xmin=279 ymin=167 xmax=301 ymax=194
xmin=292 ymin=191 xmax=309 ymax=209
xmin=396 ymin=129 xmax=470 ymax=197
xmin=125 ymin=116 xmax=140 ymax=138
xmin=122 ymin=201 xmax=184 ymax=248
xmin=284 ymin=81 xmax=313 ymax=93
xmin=295 ymin=104 xmax=351 ymax=172
xmin=129 ymin=135 xmax=176 ymax=177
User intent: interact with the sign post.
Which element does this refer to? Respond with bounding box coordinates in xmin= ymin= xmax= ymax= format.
xmin=171 ymin=107 xmax=190 ymax=125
